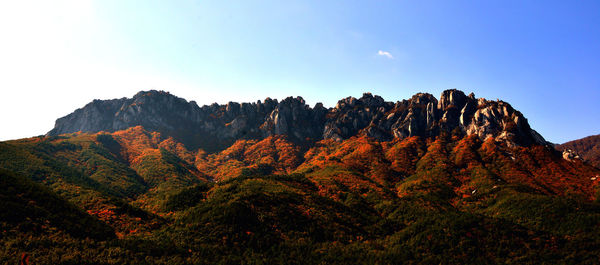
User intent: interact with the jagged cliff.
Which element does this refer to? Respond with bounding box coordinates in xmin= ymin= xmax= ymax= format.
xmin=48 ymin=89 xmax=547 ymax=151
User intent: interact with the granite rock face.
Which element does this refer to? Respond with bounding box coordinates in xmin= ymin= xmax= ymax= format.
xmin=562 ymin=149 xmax=582 ymax=162
xmin=48 ymin=89 xmax=548 ymax=151
xmin=323 ymin=89 xmax=546 ymax=147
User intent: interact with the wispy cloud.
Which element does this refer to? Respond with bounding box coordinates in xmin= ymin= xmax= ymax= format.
xmin=377 ymin=50 xmax=394 ymax=59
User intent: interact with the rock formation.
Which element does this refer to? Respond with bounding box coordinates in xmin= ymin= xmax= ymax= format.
xmin=48 ymin=89 xmax=548 ymax=151
xmin=562 ymin=149 xmax=582 ymax=162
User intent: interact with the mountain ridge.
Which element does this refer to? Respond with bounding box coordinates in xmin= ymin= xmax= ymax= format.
xmin=557 ymin=134 xmax=600 ymax=168
xmin=48 ymin=89 xmax=548 ymax=152
xmin=4 ymin=124 xmax=600 ymax=263
xmin=2 ymin=89 xmax=600 ymax=263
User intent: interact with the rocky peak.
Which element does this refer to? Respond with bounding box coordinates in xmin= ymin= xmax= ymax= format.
xmin=410 ymin=93 xmax=437 ymax=105
xmin=262 ymin=96 xmax=323 ymax=138
xmin=48 ymin=89 xmax=548 ymax=151
xmin=334 ymin=96 xmax=358 ymax=110
xmin=359 ymin=92 xmax=385 ymax=108
xmin=438 ymin=89 xmax=468 ymax=111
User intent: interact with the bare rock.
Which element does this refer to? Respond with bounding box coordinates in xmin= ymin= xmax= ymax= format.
xmin=48 ymin=89 xmax=549 ymax=151
xmin=562 ymin=149 xmax=582 ymax=162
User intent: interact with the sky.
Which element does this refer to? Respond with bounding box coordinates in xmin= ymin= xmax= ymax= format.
xmin=0 ymin=0 xmax=598 ymax=143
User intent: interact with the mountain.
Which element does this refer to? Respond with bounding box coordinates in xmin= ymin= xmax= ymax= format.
xmin=557 ymin=134 xmax=600 ymax=168
xmin=2 ymin=89 xmax=600 ymax=264
xmin=48 ymin=89 xmax=547 ymax=151
xmin=0 ymin=168 xmax=115 ymax=240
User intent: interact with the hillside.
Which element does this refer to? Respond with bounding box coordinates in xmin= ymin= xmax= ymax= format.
xmin=1 ymin=89 xmax=599 ymax=263
xmin=557 ymin=134 xmax=600 ymax=168
xmin=0 ymin=169 xmax=114 ymax=240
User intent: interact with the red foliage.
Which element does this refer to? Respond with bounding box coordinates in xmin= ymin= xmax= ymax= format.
xmin=195 ymin=135 xmax=302 ymax=181
xmin=384 ymin=136 xmax=426 ymax=176
xmin=513 ymin=145 xmax=600 ymax=198
xmin=95 ymin=126 xmax=600 ymax=200
xmin=20 ymin=253 xmax=29 ymax=265
xmin=112 ymin=126 xmax=162 ymax=164
xmin=557 ymin=134 xmax=600 ymax=168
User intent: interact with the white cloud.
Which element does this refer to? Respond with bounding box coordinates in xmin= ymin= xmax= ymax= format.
xmin=377 ymin=50 xmax=394 ymax=59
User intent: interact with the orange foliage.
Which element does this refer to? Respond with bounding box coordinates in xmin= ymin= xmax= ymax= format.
xmin=158 ymin=137 xmax=195 ymax=164
xmin=513 ymin=145 xmax=600 ymax=198
xmin=112 ymin=126 xmax=163 ymax=164
xmin=94 ymin=126 xmax=600 ymax=200
xmin=558 ymin=134 xmax=600 ymax=168
xmin=195 ymin=135 xmax=302 ymax=181
xmin=384 ymin=136 xmax=426 ymax=176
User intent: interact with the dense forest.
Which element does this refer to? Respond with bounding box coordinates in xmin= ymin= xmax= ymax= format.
xmin=1 ymin=125 xmax=599 ymax=264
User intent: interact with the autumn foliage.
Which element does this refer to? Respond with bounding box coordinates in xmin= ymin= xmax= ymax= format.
xmin=557 ymin=134 xmax=600 ymax=168
xmin=1 ymin=126 xmax=600 ymax=264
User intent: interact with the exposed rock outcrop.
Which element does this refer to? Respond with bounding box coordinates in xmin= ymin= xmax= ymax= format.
xmin=556 ymin=134 xmax=600 ymax=168
xmin=48 ymin=89 xmax=548 ymax=151
xmin=562 ymin=149 xmax=582 ymax=162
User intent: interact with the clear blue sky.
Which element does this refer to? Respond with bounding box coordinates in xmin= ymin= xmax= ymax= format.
xmin=0 ymin=0 xmax=598 ymax=143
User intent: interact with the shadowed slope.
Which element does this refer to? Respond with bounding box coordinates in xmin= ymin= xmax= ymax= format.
xmin=0 ymin=169 xmax=114 ymax=240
